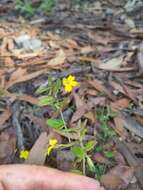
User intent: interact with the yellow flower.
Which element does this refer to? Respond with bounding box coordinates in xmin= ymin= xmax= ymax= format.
xmin=62 ymin=75 xmax=78 ymax=92
xmin=47 ymin=138 xmax=58 ymax=156
xmin=20 ymin=150 xmax=29 ymax=160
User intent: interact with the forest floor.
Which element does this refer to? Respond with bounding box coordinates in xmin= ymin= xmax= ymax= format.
xmin=0 ymin=0 xmax=143 ymax=189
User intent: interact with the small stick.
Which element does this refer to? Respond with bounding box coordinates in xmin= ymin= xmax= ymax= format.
xmin=12 ymin=101 xmax=24 ymax=150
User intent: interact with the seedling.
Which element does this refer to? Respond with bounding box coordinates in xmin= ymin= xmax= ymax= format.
xmin=15 ymin=0 xmax=55 ymax=18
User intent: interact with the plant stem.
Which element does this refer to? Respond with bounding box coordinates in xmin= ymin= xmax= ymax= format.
xmin=60 ymin=110 xmax=71 ymax=142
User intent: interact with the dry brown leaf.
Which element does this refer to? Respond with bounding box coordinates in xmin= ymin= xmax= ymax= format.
xmin=101 ymin=174 xmax=124 ymax=190
xmin=10 ymin=68 xmax=27 ymax=82
xmin=80 ymin=46 xmax=94 ymax=54
xmin=88 ymin=80 xmax=116 ymax=101
xmin=71 ymin=104 xmax=89 ymax=123
xmin=73 ymin=92 xmax=85 ymax=109
xmin=0 ymin=37 xmax=9 ymax=53
xmin=12 ymin=49 xmax=44 ymax=59
xmin=65 ymin=39 xmax=79 ymax=49
xmin=89 ymin=97 xmax=106 ymax=106
xmin=4 ymin=57 xmax=15 ymax=68
xmin=84 ymin=111 xmax=96 ymax=123
xmin=111 ymin=98 xmax=130 ymax=111
xmin=93 ymin=153 xmax=111 ymax=165
xmin=79 ymin=56 xmax=97 ymax=63
xmin=101 ymin=165 xmax=134 ymax=190
xmin=0 ymin=108 xmax=12 ymax=126
xmin=0 ymin=132 xmax=16 ymax=164
xmin=48 ymin=49 xmax=66 ymax=66
xmin=6 ymin=69 xmax=48 ymax=89
xmin=7 ymin=38 xmax=14 ymax=51
xmin=25 ymin=132 xmax=54 ymax=165
xmin=98 ymin=56 xmax=124 ymax=70
xmin=86 ymin=89 xmax=98 ymax=96
xmin=111 ymin=81 xmax=136 ymax=101
xmin=114 ymin=114 xmax=128 ymax=139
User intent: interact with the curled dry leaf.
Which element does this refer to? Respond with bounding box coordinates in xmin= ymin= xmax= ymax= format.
xmin=101 ymin=165 xmax=134 ymax=190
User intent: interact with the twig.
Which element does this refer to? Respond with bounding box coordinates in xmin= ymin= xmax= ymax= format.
xmin=12 ymin=101 xmax=24 ymax=150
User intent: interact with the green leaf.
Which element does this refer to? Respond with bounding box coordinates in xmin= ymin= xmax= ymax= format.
xmin=95 ymin=145 xmax=103 ymax=152
xmin=86 ymin=155 xmax=95 ymax=172
xmin=53 ymin=79 xmax=61 ymax=95
xmin=35 ymin=85 xmax=49 ymax=94
xmin=71 ymin=169 xmax=83 ymax=175
xmin=80 ymin=128 xmax=87 ymax=140
xmin=71 ymin=146 xmax=86 ymax=160
xmin=38 ymin=96 xmax=55 ymax=106
xmin=85 ymin=140 xmax=96 ymax=152
xmin=47 ymin=118 xmax=64 ymax=129
xmin=104 ymin=151 xmax=114 ymax=159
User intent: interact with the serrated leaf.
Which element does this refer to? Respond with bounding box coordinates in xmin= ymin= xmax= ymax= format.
xmin=38 ymin=96 xmax=55 ymax=106
xmin=71 ymin=146 xmax=85 ymax=159
xmin=47 ymin=118 xmax=64 ymax=129
xmin=85 ymin=140 xmax=96 ymax=152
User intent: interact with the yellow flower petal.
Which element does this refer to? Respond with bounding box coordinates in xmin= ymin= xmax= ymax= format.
xmin=65 ymin=85 xmax=72 ymax=92
xmin=71 ymin=81 xmax=78 ymax=87
xmin=68 ymin=75 xmax=75 ymax=82
xmin=49 ymin=139 xmax=58 ymax=146
xmin=62 ymin=78 xmax=69 ymax=86
xmin=62 ymin=75 xmax=78 ymax=92
xmin=47 ymin=146 xmax=53 ymax=156
xmin=20 ymin=150 xmax=29 ymax=160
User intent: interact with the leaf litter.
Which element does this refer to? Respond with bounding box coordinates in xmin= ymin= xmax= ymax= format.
xmin=0 ymin=0 xmax=143 ymax=189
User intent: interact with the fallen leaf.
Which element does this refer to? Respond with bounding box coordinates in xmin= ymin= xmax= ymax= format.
xmin=114 ymin=114 xmax=128 ymax=139
xmin=93 ymin=153 xmax=111 ymax=165
xmin=98 ymin=56 xmax=124 ymax=71
xmin=9 ymin=68 xmax=27 ymax=82
xmin=111 ymin=98 xmax=130 ymax=111
xmin=89 ymin=97 xmax=106 ymax=106
xmin=101 ymin=165 xmax=134 ymax=190
xmin=6 ymin=69 xmax=48 ymax=89
xmin=73 ymin=92 xmax=85 ymax=109
xmin=48 ymin=49 xmax=66 ymax=66
xmin=0 ymin=132 xmax=16 ymax=164
xmin=88 ymin=80 xmax=116 ymax=101
xmin=101 ymin=173 xmax=124 ymax=190
xmin=80 ymin=46 xmax=94 ymax=54
xmin=84 ymin=111 xmax=96 ymax=123
xmin=25 ymin=132 xmax=54 ymax=165
xmin=0 ymin=108 xmax=12 ymax=126
xmin=71 ymin=104 xmax=90 ymax=123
